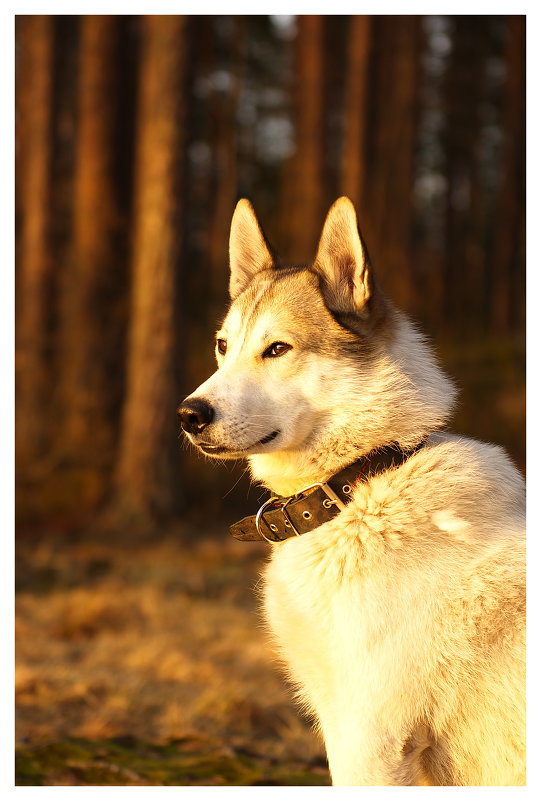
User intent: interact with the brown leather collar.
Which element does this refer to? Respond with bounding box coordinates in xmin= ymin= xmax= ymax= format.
xmin=229 ymin=441 xmax=426 ymax=543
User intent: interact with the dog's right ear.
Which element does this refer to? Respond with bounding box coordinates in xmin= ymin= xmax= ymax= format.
xmin=229 ymin=199 xmax=275 ymax=299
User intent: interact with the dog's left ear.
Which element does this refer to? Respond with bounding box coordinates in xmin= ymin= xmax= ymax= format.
xmin=313 ymin=197 xmax=374 ymax=317
xmin=229 ymin=199 xmax=275 ymax=299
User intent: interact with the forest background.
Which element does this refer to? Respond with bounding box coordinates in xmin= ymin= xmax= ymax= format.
xmin=15 ymin=14 xmax=525 ymax=786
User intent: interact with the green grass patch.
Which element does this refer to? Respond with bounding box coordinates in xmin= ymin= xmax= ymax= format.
xmin=15 ymin=736 xmax=330 ymax=786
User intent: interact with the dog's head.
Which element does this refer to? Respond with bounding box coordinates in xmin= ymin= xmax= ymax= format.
xmin=178 ymin=198 xmax=456 ymax=492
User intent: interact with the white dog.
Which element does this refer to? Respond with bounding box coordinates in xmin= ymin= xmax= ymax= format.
xmin=178 ymin=197 xmax=525 ymax=786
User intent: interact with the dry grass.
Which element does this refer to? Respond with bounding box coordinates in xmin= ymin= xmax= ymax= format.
xmin=16 ymin=526 xmax=326 ymax=782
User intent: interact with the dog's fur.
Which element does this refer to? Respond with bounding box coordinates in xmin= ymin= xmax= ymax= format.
xmin=181 ymin=197 xmax=526 ymax=786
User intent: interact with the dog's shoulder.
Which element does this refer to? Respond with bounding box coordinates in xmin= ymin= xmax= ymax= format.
xmin=348 ymin=431 xmax=525 ymax=559
xmin=417 ymin=431 xmax=524 ymax=521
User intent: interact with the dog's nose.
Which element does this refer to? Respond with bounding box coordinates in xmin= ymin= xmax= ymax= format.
xmin=177 ymin=397 xmax=214 ymax=435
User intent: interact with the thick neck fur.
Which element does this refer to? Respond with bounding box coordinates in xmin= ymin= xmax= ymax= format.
xmin=249 ymin=310 xmax=457 ymax=497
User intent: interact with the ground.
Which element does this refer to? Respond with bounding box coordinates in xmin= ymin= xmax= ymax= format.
xmin=15 ymin=525 xmax=329 ymax=786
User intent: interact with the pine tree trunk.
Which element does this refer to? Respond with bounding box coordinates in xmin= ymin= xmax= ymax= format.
xmin=340 ymin=15 xmax=371 ymax=212
xmin=113 ymin=15 xmax=186 ymax=521
xmin=59 ymin=15 xmax=121 ymax=464
xmin=207 ymin=18 xmax=245 ymax=312
xmin=366 ymin=16 xmax=393 ymax=269
xmin=442 ymin=17 xmax=486 ymax=332
xmin=15 ymin=15 xmax=54 ymax=472
xmin=281 ymin=14 xmax=326 ymax=262
xmin=362 ymin=17 xmax=420 ymax=311
xmin=382 ymin=15 xmax=420 ymax=313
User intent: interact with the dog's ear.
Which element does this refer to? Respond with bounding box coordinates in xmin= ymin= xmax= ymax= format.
xmin=313 ymin=197 xmax=374 ymax=317
xmin=229 ymin=199 xmax=275 ymax=299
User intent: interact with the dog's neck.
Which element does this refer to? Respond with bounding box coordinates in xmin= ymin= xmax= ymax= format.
xmin=250 ymin=452 xmax=337 ymax=497
xmin=250 ymin=441 xmax=397 ymax=497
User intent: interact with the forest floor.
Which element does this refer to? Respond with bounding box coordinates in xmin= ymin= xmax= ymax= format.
xmin=15 ymin=525 xmax=329 ymax=786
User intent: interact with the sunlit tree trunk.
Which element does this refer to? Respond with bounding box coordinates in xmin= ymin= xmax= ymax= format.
xmin=281 ymin=14 xmax=326 ymax=262
xmin=59 ymin=15 xmax=120 ymax=464
xmin=340 ymin=15 xmax=371 ymax=213
xmin=114 ymin=15 xmax=185 ymax=520
xmin=15 ymin=15 xmax=54 ymax=470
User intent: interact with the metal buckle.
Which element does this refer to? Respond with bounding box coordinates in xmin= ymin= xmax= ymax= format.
xmin=280 ymin=495 xmax=302 ymax=537
xmin=255 ymin=496 xmax=282 ymax=543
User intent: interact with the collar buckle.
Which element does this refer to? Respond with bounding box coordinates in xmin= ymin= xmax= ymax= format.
xmin=280 ymin=495 xmax=302 ymax=537
xmin=255 ymin=481 xmax=348 ymax=544
xmin=255 ymin=496 xmax=282 ymax=543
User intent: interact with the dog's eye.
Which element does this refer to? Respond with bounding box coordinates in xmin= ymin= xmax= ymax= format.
xmin=263 ymin=342 xmax=292 ymax=358
xmin=216 ymin=338 xmax=227 ymax=355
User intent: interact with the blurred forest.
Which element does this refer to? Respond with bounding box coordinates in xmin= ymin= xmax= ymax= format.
xmin=15 ymin=14 xmax=525 ymax=530
xmin=15 ymin=15 xmax=525 ymax=786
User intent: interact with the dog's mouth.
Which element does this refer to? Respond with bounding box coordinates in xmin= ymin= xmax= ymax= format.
xmin=198 ymin=429 xmax=280 ymax=456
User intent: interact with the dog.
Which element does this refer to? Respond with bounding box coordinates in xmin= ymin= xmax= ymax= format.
xmin=178 ymin=197 xmax=526 ymax=786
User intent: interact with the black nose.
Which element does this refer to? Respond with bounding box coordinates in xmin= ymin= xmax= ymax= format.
xmin=177 ymin=397 xmax=214 ymax=435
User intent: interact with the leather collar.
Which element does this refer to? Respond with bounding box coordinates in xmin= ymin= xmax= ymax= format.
xmin=229 ymin=441 xmax=425 ymax=543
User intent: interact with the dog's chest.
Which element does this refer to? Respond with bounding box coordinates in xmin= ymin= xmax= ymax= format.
xmin=260 ymin=528 xmax=383 ymax=710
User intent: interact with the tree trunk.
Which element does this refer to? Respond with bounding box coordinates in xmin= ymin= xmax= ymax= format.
xmin=364 ymin=17 xmax=420 ymax=311
xmin=340 ymin=15 xmax=372 ymax=213
xmin=114 ymin=15 xmax=186 ymax=521
xmin=15 ymin=15 xmax=54 ymax=471
xmin=442 ymin=17 xmax=486 ymax=333
xmin=207 ymin=17 xmax=245 ymax=313
xmin=281 ymin=14 xmax=326 ymax=263
xmin=365 ymin=16 xmax=393 ymax=271
xmin=382 ymin=15 xmax=420 ymax=313
xmin=59 ymin=15 xmax=121 ymax=464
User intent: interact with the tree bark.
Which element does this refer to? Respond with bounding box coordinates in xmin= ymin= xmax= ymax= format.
xmin=114 ymin=15 xmax=186 ymax=520
xmin=59 ymin=15 xmax=121 ymax=463
xmin=364 ymin=17 xmax=420 ymax=312
xmin=15 ymin=15 xmax=54 ymax=470
xmin=281 ymin=14 xmax=326 ymax=263
xmin=340 ymin=15 xmax=372 ymax=213
xmin=383 ymin=16 xmax=420 ymax=313
xmin=442 ymin=17 xmax=486 ymax=333
xmin=207 ymin=17 xmax=245 ymax=312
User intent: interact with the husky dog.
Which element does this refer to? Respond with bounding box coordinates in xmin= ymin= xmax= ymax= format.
xmin=178 ymin=197 xmax=525 ymax=786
